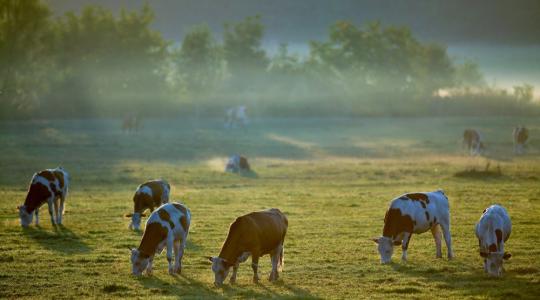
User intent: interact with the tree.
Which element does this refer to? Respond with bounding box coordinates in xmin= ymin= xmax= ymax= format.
xmin=0 ymin=0 xmax=53 ymax=118
xmin=454 ymin=59 xmax=485 ymax=87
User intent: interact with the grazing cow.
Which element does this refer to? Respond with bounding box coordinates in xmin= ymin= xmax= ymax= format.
xmin=372 ymin=190 xmax=453 ymax=264
xmin=208 ymin=208 xmax=288 ymax=286
xmin=513 ymin=126 xmax=529 ymax=155
xmin=224 ymin=105 xmax=248 ymax=128
xmin=130 ymin=202 xmax=191 ymax=276
xmin=463 ymin=129 xmax=484 ymax=155
xmin=475 ymin=204 xmax=512 ymax=277
xmin=225 ymin=154 xmax=251 ymax=173
xmin=122 ymin=113 xmax=142 ymax=133
xmin=127 ymin=180 xmax=170 ymax=231
xmin=18 ymin=167 xmax=69 ymax=227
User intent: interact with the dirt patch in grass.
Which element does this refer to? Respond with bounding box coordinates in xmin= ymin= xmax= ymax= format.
xmin=102 ymin=284 xmax=129 ymax=293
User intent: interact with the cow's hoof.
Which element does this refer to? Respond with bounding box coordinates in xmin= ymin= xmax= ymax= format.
xmin=436 ymin=254 xmax=443 ymax=259
xmin=168 ymin=268 xmax=175 ymax=275
xmin=230 ymin=278 xmax=236 ymax=285
xmin=253 ymin=277 xmax=260 ymax=284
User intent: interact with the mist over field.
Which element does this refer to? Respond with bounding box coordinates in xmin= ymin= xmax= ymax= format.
xmin=1 ymin=0 xmax=539 ymax=119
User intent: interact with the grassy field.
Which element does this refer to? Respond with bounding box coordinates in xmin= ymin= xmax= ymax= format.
xmin=0 ymin=117 xmax=539 ymax=299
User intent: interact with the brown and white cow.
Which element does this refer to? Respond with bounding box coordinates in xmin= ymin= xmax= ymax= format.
xmin=513 ymin=126 xmax=529 ymax=155
xmin=225 ymin=154 xmax=251 ymax=173
xmin=372 ymin=190 xmax=453 ymax=264
xmin=122 ymin=113 xmax=142 ymax=133
xmin=18 ymin=167 xmax=69 ymax=227
xmin=475 ymin=204 xmax=512 ymax=277
xmin=130 ymin=202 xmax=191 ymax=276
xmin=208 ymin=208 xmax=288 ymax=286
xmin=463 ymin=129 xmax=484 ymax=155
xmin=127 ymin=179 xmax=170 ymax=231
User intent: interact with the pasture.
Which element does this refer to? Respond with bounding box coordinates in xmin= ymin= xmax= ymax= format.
xmin=0 ymin=117 xmax=539 ymax=299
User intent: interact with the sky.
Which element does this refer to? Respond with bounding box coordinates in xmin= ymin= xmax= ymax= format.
xmin=46 ymin=0 xmax=540 ymax=93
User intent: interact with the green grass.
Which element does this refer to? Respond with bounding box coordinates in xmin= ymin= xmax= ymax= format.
xmin=0 ymin=117 xmax=539 ymax=299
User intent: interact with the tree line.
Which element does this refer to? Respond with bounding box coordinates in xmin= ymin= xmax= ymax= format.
xmin=0 ymin=0 xmax=537 ymax=119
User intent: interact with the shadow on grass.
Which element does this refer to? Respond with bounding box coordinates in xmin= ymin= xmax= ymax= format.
xmin=389 ymin=259 xmax=538 ymax=298
xmin=22 ymin=224 xmax=92 ymax=254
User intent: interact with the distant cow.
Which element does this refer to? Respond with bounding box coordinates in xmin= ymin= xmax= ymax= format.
xmin=122 ymin=113 xmax=142 ymax=133
xmin=475 ymin=204 xmax=512 ymax=277
xmin=130 ymin=202 xmax=191 ymax=276
xmin=224 ymin=105 xmax=248 ymax=128
xmin=372 ymin=190 xmax=453 ymax=264
xmin=18 ymin=167 xmax=69 ymax=227
xmin=225 ymin=154 xmax=251 ymax=173
xmin=208 ymin=208 xmax=288 ymax=286
xmin=463 ymin=129 xmax=484 ymax=155
xmin=513 ymin=126 xmax=529 ymax=155
xmin=127 ymin=180 xmax=170 ymax=231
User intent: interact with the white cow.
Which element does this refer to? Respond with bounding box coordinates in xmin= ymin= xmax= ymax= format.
xmin=475 ymin=204 xmax=512 ymax=277
xmin=372 ymin=190 xmax=453 ymax=263
xmin=18 ymin=167 xmax=69 ymax=227
xmin=130 ymin=202 xmax=191 ymax=276
xmin=225 ymin=106 xmax=248 ymax=128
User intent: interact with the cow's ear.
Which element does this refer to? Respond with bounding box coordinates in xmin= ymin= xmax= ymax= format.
xmin=140 ymin=213 xmax=147 ymax=217
xmin=371 ymin=238 xmax=379 ymax=244
xmin=205 ymin=256 xmax=213 ymax=263
xmin=393 ymin=241 xmax=402 ymax=246
xmin=503 ymin=252 xmax=512 ymax=260
xmin=479 ymin=252 xmax=488 ymax=258
xmin=125 ymin=213 xmax=133 ymax=217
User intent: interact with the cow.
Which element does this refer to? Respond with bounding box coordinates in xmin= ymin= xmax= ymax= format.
xmin=17 ymin=167 xmax=69 ymax=227
xmin=463 ymin=129 xmax=484 ymax=155
xmin=372 ymin=190 xmax=453 ymax=264
xmin=225 ymin=154 xmax=251 ymax=173
xmin=513 ymin=126 xmax=529 ymax=155
xmin=130 ymin=202 xmax=191 ymax=276
xmin=207 ymin=208 xmax=288 ymax=287
xmin=127 ymin=179 xmax=170 ymax=231
xmin=475 ymin=204 xmax=512 ymax=277
xmin=224 ymin=105 xmax=248 ymax=129
xmin=122 ymin=113 xmax=142 ymax=133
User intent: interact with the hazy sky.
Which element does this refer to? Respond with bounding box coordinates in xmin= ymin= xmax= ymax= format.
xmin=46 ymin=0 xmax=540 ymax=92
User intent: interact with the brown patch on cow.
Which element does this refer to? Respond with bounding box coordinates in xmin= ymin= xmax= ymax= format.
xmin=158 ymin=208 xmax=174 ymax=229
xmin=495 ymin=229 xmax=503 ymax=248
xmin=172 ymin=203 xmax=187 ymax=216
xmin=139 ymin=222 xmax=168 ymax=257
xmin=425 ymin=211 xmax=430 ymax=221
xmin=37 ymin=170 xmax=55 ymax=182
xmin=482 ymin=208 xmax=487 ymax=214
xmin=488 ymin=243 xmax=497 ymax=253
xmin=179 ymin=215 xmax=188 ymax=232
xmin=383 ymin=208 xmax=414 ymax=238
xmin=433 ymin=217 xmax=437 ymax=224
xmin=406 ymin=193 xmax=428 ymax=202
xmin=144 ymin=181 xmax=165 ymax=206
xmin=133 ymin=192 xmax=153 ymax=213
xmin=239 ymin=156 xmax=250 ymax=170
xmin=24 ymin=182 xmax=52 ymax=213
xmin=420 ymin=201 xmax=426 ymax=209
xmin=53 ymin=170 xmax=64 ymax=189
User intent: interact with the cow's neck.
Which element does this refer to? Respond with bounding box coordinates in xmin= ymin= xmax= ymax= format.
xmin=24 ymin=188 xmax=47 ymax=214
xmin=138 ymin=223 xmax=166 ymax=257
xmin=219 ymin=232 xmax=243 ymax=264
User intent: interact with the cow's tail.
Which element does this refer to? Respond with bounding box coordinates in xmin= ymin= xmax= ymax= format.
xmin=278 ymin=241 xmax=284 ymax=271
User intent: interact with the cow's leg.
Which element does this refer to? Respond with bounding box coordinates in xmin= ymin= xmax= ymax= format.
xmin=230 ymin=263 xmax=239 ymax=284
xmin=440 ymin=221 xmax=454 ymax=259
xmin=166 ymin=234 xmax=175 ymax=274
xmin=147 ymin=257 xmax=154 ymax=275
xmin=251 ymin=254 xmax=260 ymax=283
xmin=173 ymin=239 xmax=183 ymax=274
xmin=431 ymin=225 xmax=443 ymax=258
xmin=401 ymin=232 xmax=412 ymax=262
xmin=57 ymin=193 xmax=66 ymax=225
xmin=47 ymin=197 xmax=56 ymax=225
xmin=34 ymin=209 xmax=39 ymax=226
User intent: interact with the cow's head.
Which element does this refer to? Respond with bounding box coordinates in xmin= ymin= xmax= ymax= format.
xmin=208 ymin=256 xmax=230 ymax=287
xmin=372 ymin=236 xmax=399 ymax=264
xmin=480 ymin=251 xmax=511 ymax=277
xmin=18 ymin=205 xmax=33 ymax=227
xmin=129 ymin=212 xmax=142 ymax=231
xmin=130 ymin=248 xmax=150 ymax=276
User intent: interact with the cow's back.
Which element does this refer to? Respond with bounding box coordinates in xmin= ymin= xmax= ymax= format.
xmin=476 ymin=205 xmax=511 ymax=242
xmin=237 ymin=209 xmax=287 ymax=255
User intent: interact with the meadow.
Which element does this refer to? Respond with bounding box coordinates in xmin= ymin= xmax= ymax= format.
xmin=0 ymin=117 xmax=539 ymax=299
